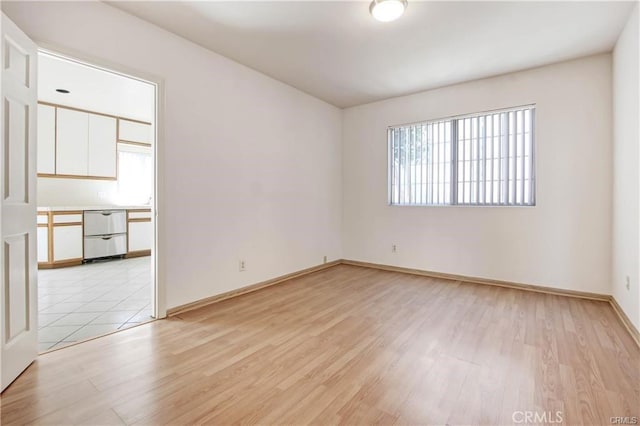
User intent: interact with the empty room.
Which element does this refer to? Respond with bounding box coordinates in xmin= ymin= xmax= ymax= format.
xmin=0 ymin=1 xmax=638 ymax=425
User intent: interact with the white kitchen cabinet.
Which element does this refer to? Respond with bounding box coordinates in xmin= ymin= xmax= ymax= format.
xmin=37 ymin=227 xmax=49 ymax=263
xmin=128 ymin=221 xmax=152 ymax=252
xmin=56 ymin=108 xmax=88 ymax=176
xmin=54 ymin=107 xmax=117 ymax=179
xmin=37 ymin=104 xmax=56 ymax=174
xmin=119 ymin=119 xmax=152 ymax=145
xmin=52 ymin=225 xmax=83 ymax=261
xmin=88 ymin=114 xmax=117 ymax=177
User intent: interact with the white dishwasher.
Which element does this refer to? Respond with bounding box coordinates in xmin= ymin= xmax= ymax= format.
xmin=83 ymin=210 xmax=127 ymax=261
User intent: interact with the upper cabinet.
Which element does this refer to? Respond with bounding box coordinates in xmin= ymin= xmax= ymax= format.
xmin=36 ymin=104 xmax=56 ymax=174
xmin=88 ymin=114 xmax=117 ymax=177
xmin=56 ymin=108 xmax=89 ymax=176
xmin=37 ymin=103 xmax=147 ymax=180
xmin=119 ymin=119 xmax=152 ymax=146
xmin=55 ymin=108 xmax=116 ymax=179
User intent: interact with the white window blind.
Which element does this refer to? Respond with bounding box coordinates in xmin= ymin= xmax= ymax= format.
xmin=389 ymin=105 xmax=535 ymax=206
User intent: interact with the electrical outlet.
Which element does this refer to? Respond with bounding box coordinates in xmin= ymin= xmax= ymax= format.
xmin=392 ymin=244 xmax=397 ymax=253
xmin=626 ymin=276 xmax=630 ymax=291
xmin=323 ymin=255 xmax=327 ymax=264
xmin=97 ymin=191 xmax=107 ymax=199
xmin=239 ymin=260 xmax=246 ymax=272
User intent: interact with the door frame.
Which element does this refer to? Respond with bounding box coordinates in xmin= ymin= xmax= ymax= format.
xmin=36 ymin=43 xmax=166 ymax=319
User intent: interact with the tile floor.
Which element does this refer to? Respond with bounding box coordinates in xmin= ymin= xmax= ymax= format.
xmin=38 ymin=256 xmax=153 ymax=352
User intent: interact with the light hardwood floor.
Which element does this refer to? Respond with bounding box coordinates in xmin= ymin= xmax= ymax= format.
xmin=1 ymin=265 xmax=638 ymax=425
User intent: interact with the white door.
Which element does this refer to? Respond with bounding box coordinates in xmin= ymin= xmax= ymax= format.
xmin=0 ymin=13 xmax=38 ymax=392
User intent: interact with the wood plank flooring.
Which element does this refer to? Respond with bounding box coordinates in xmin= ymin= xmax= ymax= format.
xmin=1 ymin=265 xmax=638 ymax=425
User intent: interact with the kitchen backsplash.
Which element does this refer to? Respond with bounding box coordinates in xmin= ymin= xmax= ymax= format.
xmin=37 ymin=176 xmax=118 ymax=207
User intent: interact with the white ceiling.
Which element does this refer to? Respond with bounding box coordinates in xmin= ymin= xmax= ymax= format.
xmin=38 ymin=52 xmax=155 ymax=122
xmin=108 ymin=1 xmax=636 ymax=108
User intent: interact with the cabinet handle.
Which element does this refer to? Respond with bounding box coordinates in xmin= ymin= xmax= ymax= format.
xmin=101 ymin=236 xmax=113 ymax=240
xmin=101 ymin=212 xmax=112 ymax=216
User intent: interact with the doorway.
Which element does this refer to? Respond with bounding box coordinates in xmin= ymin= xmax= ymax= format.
xmin=35 ymin=50 xmax=159 ymax=352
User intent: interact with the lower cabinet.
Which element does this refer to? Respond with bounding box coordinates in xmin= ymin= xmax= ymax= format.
xmin=38 ymin=211 xmax=84 ymax=268
xmin=127 ymin=209 xmax=152 ymax=256
xmin=52 ymin=225 xmax=83 ymax=262
xmin=37 ymin=208 xmax=153 ymax=268
xmin=37 ymin=227 xmax=49 ymax=263
xmin=128 ymin=221 xmax=152 ymax=252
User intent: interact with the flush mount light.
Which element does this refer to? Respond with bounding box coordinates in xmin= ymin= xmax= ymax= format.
xmin=369 ymin=0 xmax=408 ymax=22
xmin=56 ymin=89 xmax=70 ymax=94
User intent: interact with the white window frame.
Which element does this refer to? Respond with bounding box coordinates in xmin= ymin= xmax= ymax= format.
xmin=388 ymin=104 xmax=536 ymax=207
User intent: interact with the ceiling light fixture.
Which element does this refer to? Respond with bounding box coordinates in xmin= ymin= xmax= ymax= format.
xmin=56 ymin=89 xmax=70 ymax=94
xmin=369 ymin=0 xmax=407 ymax=22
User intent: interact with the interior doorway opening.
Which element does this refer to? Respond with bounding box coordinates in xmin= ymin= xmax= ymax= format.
xmin=35 ymin=50 xmax=159 ymax=352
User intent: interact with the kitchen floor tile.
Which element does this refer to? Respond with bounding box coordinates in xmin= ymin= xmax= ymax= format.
xmin=49 ymin=341 xmax=78 ymax=351
xmin=38 ymin=257 xmax=152 ymax=353
xmin=40 ymin=302 xmax=86 ymax=314
xmin=39 ymin=287 xmax=88 ymax=295
xmin=90 ymin=293 xmax=126 ymax=302
xmin=113 ymin=299 xmax=150 ymax=311
xmin=127 ymin=310 xmax=153 ymax=324
xmin=39 ymin=342 xmax=58 ymax=352
xmin=50 ymin=312 xmax=102 ymax=326
xmin=39 ymin=325 xmax=79 ymax=342
xmin=39 ymin=313 xmax=67 ymax=328
xmin=118 ymin=322 xmax=140 ymax=330
xmin=62 ymin=293 xmax=103 ymax=303
xmin=39 ymin=294 xmax=74 ymax=304
xmin=75 ymin=300 xmax=120 ymax=312
xmin=90 ymin=311 xmax=138 ymax=325
xmin=66 ymin=324 xmax=121 ymax=341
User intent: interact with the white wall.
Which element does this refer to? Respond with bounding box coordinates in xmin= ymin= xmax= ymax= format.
xmin=343 ymin=55 xmax=612 ymax=295
xmin=612 ymin=5 xmax=640 ymax=330
xmin=3 ymin=1 xmax=343 ymax=310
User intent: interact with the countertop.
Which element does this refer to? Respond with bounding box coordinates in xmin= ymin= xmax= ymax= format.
xmin=38 ymin=205 xmax=151 ymax=212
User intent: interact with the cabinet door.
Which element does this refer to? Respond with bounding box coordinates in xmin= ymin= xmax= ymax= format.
xmin=128 ymin=221 xmax=152 ymax=252
xmin=88 ymin=114 xmax=116 ymax=178
xmin=37 ymin=227 xmax=49 ymax=263
xmin=56 ymin=108 xmax=88 ymax=176
xmin=52 ymin=225 xmax=83 ymax=261
xmin=37 ymin=104 xmax=56 ymax=174
xmin=119 ymin=119 xmax=151 ymax=145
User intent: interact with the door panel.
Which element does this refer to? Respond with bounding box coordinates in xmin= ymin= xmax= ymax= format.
xmin=1 ymin=12 xmax=38 ymax=393
xmin=4 ymin=98 xmax=28 ymax=203
xmin=5 ymin=233 xmax=29 ymax=341
xmin=4 ymin=36 xmax=29 ymax=87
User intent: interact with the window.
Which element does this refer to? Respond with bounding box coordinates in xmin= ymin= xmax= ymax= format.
xmin=389 ymin=105 xmax=535 ymax=206
xmin=115 ymin=143 xmax=153 ymax=205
